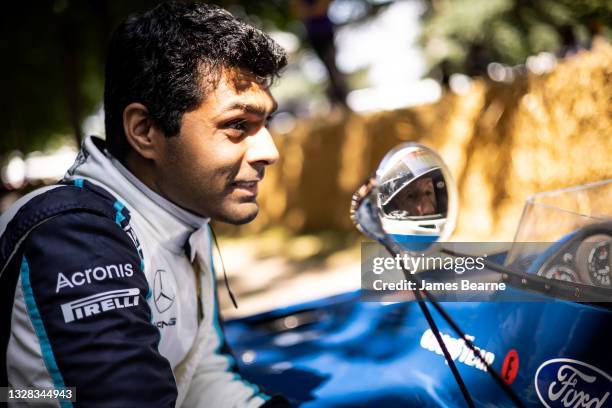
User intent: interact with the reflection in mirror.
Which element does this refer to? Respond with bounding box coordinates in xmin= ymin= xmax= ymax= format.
xmin=380 ymin=170 xmax=447 ymax=219
xmin=376 ymin=143 xmax=457 ymax=252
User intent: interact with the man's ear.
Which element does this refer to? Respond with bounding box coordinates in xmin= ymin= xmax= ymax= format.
xmin=122 ymin=103 xmax=163 ymax=161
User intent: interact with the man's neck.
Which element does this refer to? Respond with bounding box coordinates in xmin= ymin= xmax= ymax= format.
xmin=123 ymin=153 xmax=161 ymax=197
xmin=117 ymin=152 xmax=209 ymax=228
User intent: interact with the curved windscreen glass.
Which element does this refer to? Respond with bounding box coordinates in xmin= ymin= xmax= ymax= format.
xmin=505 ymin=179 xmax=612 ymax=290
xmin=507 ymin=179 xmax=612 ymax=264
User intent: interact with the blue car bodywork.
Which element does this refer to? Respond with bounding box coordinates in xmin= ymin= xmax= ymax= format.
xmin=225 ymin=267 xmax=611 ymax=407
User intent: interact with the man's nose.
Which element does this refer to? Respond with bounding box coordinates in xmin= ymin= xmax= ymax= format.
xmin=246 ymin=126 xmax=279 ymax=166
xmin=418 ymin=198 xmax=435 ymax=215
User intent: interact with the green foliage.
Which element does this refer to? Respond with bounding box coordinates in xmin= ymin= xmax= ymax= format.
xmin=1 ymin=0 xmax=391 ymax=155
xmin=6 ymin=0 xmax=606 ymax=155
xmin=0 ymin=1 xmax=159 ymax=154
xmin=1 ymin=0 xmax=292 ymax=155
xmin=421 ymin=0 xmax=611 ymax=73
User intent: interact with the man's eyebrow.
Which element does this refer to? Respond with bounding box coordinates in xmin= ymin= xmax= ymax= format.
xmin=218 ymin=101 xmax=278 ymax=117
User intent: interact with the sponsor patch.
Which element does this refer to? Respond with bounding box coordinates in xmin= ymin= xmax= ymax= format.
xmin=154 ymin=317 xmax=177 ymax=329
xmin=153 ymin=269 xmax=175 ymax=314
xmin=535 ymin=358 xmax=611 ymax=408
xmin=123 ymin=223 xmax=144 ymax=265
xmin=501 ymin=349 xmax=519 ymax=385
xmin=419 ymin=329 xmax=495 ymax=372
xmin=56 ymin=263 xmax=134 ymax=293
xmin=61 ymin=288 xmax=140 ymax=323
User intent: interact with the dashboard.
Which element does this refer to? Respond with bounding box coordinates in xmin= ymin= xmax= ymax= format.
xmin=537 ymin=231 xmax=612 ymax=288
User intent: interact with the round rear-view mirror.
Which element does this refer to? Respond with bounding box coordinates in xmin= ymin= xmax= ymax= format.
xmin=351 ymin=143 xmax=458 ymax=253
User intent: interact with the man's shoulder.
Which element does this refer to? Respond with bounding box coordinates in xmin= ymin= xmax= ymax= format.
xmin=0 ymin=184 xmax=62 ymax=232
xmin=2 ymin=179 xmax=119 ymax=224
xmin=0 ymin=179 xmax=134 ymax=268
xmin=2 ymin=178 xmax=129 ymax=226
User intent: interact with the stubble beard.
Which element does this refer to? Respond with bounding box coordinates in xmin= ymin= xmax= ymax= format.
xmin=213 ymin=202 xmax=259 ymax=225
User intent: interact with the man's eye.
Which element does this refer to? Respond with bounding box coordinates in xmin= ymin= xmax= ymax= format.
xmin=264 ymin=115 xmax=275 ymax=128
xmin=227 ymin=119 xmax=248 ymax=131
xmin=222 ymin=119 xmax=251 ymax=138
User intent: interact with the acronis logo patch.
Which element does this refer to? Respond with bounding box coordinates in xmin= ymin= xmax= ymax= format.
xmin=56 ymin=263 xmax=134 ymax=293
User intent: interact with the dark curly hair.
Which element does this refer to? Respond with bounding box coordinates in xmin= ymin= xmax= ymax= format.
xmin=104 ymin=2 xmax=287 ymax=160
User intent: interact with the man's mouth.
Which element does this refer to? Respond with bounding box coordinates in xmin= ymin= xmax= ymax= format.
xmin=231 ymin=180 xmax=260 ymax=196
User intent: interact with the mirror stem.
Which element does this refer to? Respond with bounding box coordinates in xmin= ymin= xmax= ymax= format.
xmin=381 ymin=243 xmax=475 ymax=407
xmin=382 ymin=242 xmax=526 ymax=408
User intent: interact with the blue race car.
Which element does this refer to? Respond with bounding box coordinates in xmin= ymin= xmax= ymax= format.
xmin=226 ymin=143 xmax=612 ymax=407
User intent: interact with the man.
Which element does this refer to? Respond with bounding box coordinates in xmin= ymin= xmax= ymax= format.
xmin=0 ymin=3 xmax=289 ymax=407
xmin=291 ymin=0 xmax=348 ymax=107
xmin=387 ymin=176 xmax=438 ymax=218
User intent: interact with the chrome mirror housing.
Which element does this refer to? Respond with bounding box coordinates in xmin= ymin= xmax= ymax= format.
xmin=351 ymin=143 xmax=458 ymax=253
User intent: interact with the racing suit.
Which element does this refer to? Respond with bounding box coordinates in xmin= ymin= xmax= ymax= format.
xmin=0 ymin=136 xmax=287 ymax=407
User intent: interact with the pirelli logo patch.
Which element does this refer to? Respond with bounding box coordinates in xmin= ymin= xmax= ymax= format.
xmin=61 ymin=288 xmax=140 ymax=323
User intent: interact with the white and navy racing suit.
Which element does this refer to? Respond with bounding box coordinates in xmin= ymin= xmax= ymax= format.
xmin=0 ymin=136 xmax=288 ymax=407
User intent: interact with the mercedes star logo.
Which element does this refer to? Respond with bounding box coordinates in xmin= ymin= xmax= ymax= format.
xmin=153 ymin=269 xmax=175 ymax=313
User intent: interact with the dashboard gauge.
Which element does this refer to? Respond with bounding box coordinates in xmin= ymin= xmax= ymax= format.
xmin=576 ymin=234 xmax=612 ymax=287
xmin=542 ymin=265 xmax=578 ymax=283
xmin=587 ymin=240 xmax=612 ymax=287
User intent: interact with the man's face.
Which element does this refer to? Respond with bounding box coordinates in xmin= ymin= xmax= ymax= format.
xmin=393 ymin=177 xmax=437 ymax=216
xmin=155 ymin=69 xmax=279 ymax=224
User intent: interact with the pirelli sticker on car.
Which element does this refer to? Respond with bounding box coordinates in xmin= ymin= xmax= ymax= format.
xmin=61 ymin=288 xmax=140 ymax=323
